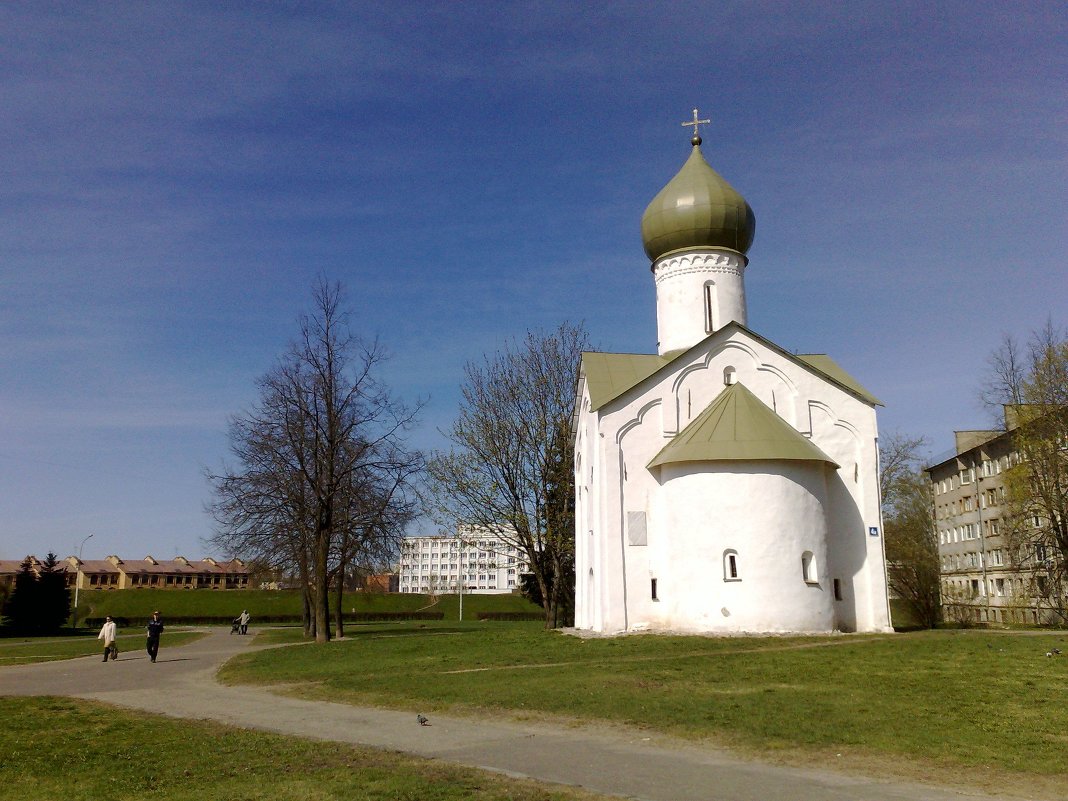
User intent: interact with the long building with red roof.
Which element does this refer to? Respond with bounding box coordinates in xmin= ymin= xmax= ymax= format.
xmin=0 ymin=555 xmax=250 ymax=592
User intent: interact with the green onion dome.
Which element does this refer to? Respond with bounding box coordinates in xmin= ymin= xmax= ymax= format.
xmin=641 ymin=137 xmax=756 ymax=262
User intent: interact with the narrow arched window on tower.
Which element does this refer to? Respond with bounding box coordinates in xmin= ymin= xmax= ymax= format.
xmin=704 ymin=282 xmax=716 ymax=333
xmin=802 ymin=551 xmax=818 ymax=584
xmin=723 ymin=549 xmax=740 ymax=581
xmin=723 ymin=366 xmax=736 ymax=386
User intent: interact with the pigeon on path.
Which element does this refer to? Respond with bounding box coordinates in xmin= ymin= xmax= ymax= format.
xmin=417 ymin=714 xmax=430 ymax=726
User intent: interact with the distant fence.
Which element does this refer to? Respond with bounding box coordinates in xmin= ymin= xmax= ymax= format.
xmin=476 ymin=611 xmax=544 ymax=621
xmin=85 ymin=611 xmax=445 ymax=628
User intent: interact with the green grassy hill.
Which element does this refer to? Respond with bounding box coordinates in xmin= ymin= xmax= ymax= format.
xmin=77 ymin=589 xmax=541 ymax=625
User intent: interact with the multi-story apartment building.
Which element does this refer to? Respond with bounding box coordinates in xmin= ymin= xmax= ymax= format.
xmin=926 ymin=419 xmax=1049 ymax=625
xmin=398 ymin=529 xmax=528 ymax=595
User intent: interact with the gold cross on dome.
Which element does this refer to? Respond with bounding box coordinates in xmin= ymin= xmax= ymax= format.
xmin=681 ymin=107 xmax=710 ymax=138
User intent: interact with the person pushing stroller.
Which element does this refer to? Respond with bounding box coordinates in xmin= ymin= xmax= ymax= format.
xmin=231 ymin=609 xmax=250 ymax=635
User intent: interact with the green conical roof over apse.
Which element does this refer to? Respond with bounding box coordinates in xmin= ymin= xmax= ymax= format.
xmin=648 ymin=382 xmax=838 ymax=469
xmin=640 ymin=141 xmax=756 ymax=263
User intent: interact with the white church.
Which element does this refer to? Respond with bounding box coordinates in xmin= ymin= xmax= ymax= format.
xmin=573 ymin=114 xmax=892 ymax=635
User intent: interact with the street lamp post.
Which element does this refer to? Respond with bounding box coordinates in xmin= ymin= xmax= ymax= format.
xmin=458 ymin=537 xmax=464 ymax=622
xmin=72 ymin=533 xmax=93 ymax=628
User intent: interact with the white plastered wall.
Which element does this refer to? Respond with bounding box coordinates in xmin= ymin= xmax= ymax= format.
xmin=650 ymin=461 xmax=834 ymax=633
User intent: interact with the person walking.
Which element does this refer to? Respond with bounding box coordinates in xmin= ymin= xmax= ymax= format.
xmin=238 ymin=609 xmax=250 ymax=635
xmin=145 ymin=611 xmax=164 ymax=663
xmin=97 ymin=616 xmax=117 ymax=662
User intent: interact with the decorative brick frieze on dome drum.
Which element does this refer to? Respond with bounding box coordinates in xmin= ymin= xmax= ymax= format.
xmin=654 ymin=247 xmax=748 ymax=355
xmin=653 ymin=251 xmax=746 ymax=285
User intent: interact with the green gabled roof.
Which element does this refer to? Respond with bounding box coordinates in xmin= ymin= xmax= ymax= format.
xmin=579 ymin=323 xmax=881 ymax=414
xmin=581 ymin=351 xmax=673 ymax=412
xmin=795 ymin=354 xmax=882 ymax=406
xmin=648 ymin=382 xmax=839 ymax=469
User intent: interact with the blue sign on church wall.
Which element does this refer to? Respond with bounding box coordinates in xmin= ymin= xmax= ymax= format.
xmin=868 ymin=527 xmax=879 ymax=537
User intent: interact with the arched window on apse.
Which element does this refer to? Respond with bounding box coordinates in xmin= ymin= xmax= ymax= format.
xmin=723 ymin=549 xmax=740 ymax=581
xmin=802 ymin=551 xmax=818 ymax=584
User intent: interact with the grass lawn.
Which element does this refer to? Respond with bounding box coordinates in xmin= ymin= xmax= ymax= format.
xmin=221 ymin=622 xmax=1068 ymax=794
xmin=0 ymin=697 xmax=612 ymax=801
xmin=0 ymin=631 xmax=204 ymax=665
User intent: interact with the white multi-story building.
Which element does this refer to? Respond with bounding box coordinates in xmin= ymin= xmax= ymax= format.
xmin=398 ymin=530 xmax=529 ymax=595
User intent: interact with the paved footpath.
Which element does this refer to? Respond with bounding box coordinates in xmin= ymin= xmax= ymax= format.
xmin=0 ymin=629 xmax=1019 ymax=801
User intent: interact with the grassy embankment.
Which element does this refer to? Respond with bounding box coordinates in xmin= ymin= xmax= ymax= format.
xmin=77 ymin=588 xmax=540 ymax=623
xmin=2 ymin=591 xmax=537 ymax=662
xmin=222 ymin=622 xmax=1068 ymax=796
xmin=0 ymin=631 xmax=204 ymax=665
xmin=0 ymin=697 xmax=612 ymax=801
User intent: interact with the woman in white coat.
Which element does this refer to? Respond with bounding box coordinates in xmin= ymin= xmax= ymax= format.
xmin=97 ymin=616 xmax=117 ymax=662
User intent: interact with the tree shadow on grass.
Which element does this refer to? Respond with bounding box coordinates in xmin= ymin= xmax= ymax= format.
xmin=344 ymin=626 xmax=475 ymax=640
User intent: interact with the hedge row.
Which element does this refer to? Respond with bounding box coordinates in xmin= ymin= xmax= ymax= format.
xmin=84 ymin=611 xmax=445 ymax=628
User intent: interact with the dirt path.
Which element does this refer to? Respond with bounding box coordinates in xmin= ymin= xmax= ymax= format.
xmin=0 ymin=628 xmax=1022 ymax=801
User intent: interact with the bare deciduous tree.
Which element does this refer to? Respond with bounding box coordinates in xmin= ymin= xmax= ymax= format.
xmin=880 ymin=431 xmax=929 ymax=514
xmin=983 ymin=321 xmax=1068 ymax=622
xmin=208 ymin=279 xmax=423 ymax=642
xmin=425 ymin=322 xmax=589 ymax=628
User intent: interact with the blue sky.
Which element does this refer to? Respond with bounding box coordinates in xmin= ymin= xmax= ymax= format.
xmin=2 ymin=1 xmax=1065 ymax=561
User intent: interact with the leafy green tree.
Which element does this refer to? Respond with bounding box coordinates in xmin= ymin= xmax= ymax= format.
xmin=1 ymin=553 xmax=71 ymax=634
xmin=2 ymin=558 xmax=38 ymax=633
xmin=881 ymin=433 xmax=941 ymax=628
xmin=538 ymin=416 xmax=575 ymax=625
xmin=36 ymin=553 xmax=72 ymax=633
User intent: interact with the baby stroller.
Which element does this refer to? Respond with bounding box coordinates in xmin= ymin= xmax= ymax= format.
xmin=230 ymin=617 xmax=241 ymax=635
